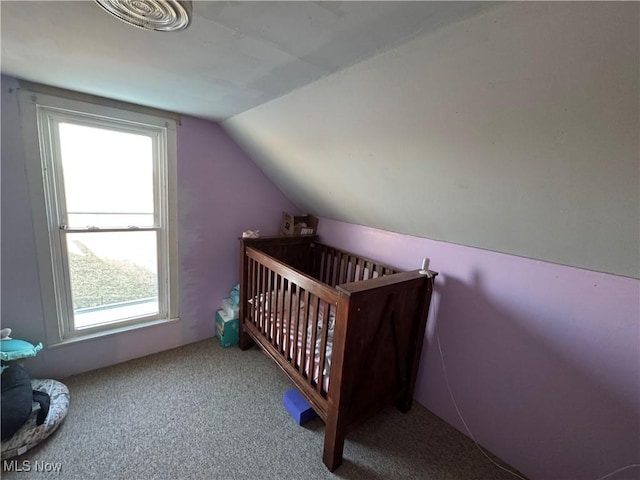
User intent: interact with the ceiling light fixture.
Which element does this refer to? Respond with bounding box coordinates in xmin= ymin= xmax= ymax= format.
xmin=95 ymin=0 xmax=192 ymax=32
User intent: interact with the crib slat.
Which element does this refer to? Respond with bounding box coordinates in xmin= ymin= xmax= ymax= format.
xmin=260 ymin=267 xmax=269 ymax=336
xmin=272 ymin=271 xmax=278 ymax=340
xmin=327 ymin=248 xmax=336 ymax=286
xmin=337 ymin=253 xmax=347 ymax=285
xmin=278 ymin=275 xmax=286 ymax=350
xmin=308 ymin=294 xmax=320 ymax=388
xmin=272 ymin=272 xmax=279 ymax=344
xmin=272 ymin=274 xmax=281 ymax=348
xmin=247 ymin=258 xmax=254 ymax=323
xmin=317 ymin=300 xmax=330 ymax=396
xmin=278 ymin=278 xmax=285 ymax=353
xmin=258 ymin=264 xmax=264 ymax=331
xmin=270 ymin=274 xmax=277 ymax=346
xmin=261 ymin=264 xmax=268 ymax=333
xmin=373 ymin=264 xmax=382 ymax=279
xmin=253 ymin=259 xmax=259 ymax=325
xmin=270 ymin=273 xmax=277 ymax=346
xmin=332 ymin=251 xmax=341 ymax=286
xmin=323 ymin=248 xmax=330 ymax=285
xmin=291 ymin=286 xmax=302 ymax=371
xmin=318 ymin=247 xmax=326 ymax=284
xmin=268 ymin=266 xmax=275 ymax=339
xmin=254 ymin=263 xmax=259 ymax=328
xmin=334 ymin=251 xmax=343 ymax=286
xmin=348 ymin=255 xmax=356 ymax=283
xmin=267 ymin=274 xmax=273 ymax=343
xmin=283 ymin=280 xmax=292 ymax=357
xmin=299 ymin=289 xmax=311 ymax=377
xmin=320 ymin=247 xmax=327 ymax=284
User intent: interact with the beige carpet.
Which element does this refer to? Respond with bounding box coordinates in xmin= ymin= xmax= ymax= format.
xmin=1 ymin=339 xmax=524 ymax=480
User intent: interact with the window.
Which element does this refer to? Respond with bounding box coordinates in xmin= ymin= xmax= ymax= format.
xmin=20 ymin=91 xmax=179 ymax=344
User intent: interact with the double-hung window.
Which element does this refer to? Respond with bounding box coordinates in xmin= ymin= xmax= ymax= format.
xmin=20 ymin=90 xmax=179 ymax=344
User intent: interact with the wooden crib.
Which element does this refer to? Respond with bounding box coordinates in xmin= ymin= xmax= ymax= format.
xmin=238 ymin=235 xmax=437 ymax=471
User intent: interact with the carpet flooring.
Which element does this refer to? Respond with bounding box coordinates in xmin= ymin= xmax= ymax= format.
xmin=1 ymin=339 xmax=524 ymax=479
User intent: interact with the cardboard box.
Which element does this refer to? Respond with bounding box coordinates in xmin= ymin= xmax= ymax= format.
xmin=215 ymin=309 xmax=239 ymax=348
xmin=280 ymin=212 xmax=319 ymax=236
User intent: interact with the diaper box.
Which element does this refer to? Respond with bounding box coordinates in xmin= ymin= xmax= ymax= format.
xmin=215 ymin=309 xmax=239 ymax=348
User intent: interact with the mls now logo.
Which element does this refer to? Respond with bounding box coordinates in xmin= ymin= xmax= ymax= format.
xmin=3 ymin=459 xmax=62 ymax=473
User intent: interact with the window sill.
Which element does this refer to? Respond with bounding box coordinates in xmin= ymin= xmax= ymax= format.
xmin=45 ymin=316 xmax=180 ymax=349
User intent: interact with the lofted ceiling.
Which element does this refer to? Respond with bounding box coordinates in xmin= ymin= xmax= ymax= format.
xmin=222 ymin=2 xmax=640 ymax=278
xmin=2 ymin=2 xmax=638 ymax=278
xmin=0 ymin=1 xmax=497 ymax=121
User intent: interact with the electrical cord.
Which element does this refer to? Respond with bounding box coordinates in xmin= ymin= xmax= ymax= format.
xmin=434 ymin=324 xmax=640 ymax=480
xmin=594 ymin=465 xmax=640 ymax=480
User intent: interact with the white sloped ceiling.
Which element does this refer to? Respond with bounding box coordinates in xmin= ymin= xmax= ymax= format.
xmin=1 ymin=1 xmax=495 ymax=120
xmin=223 ymin=2 xmax=640 ymax=278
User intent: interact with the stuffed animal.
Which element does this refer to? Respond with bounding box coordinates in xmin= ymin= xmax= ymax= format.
xmin=0 ymin=333 xmax=48 ymax=441
xmin=1 ymin=363 xmax=38 ymax=440
xmin=0 ymin=331 xmax=70 ymax=459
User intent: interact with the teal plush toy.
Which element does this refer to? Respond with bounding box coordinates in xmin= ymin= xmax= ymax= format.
xmin=1 ymin=339 xmax=43 ymax=362
xmin=0 ymin=329 xmax=43 ymax=372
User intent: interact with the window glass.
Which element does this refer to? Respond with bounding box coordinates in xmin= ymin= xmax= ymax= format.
xmin=58 ymin=122 xmax=155 ymax=228
xmin=67 ymin=231 xmax=159 ymax=328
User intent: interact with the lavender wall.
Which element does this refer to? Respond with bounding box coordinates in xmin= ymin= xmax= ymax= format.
xmin=318 ymin=217 xmax=639 ymax=480
xmin=0 ymin=75 xmax=297 ymax=379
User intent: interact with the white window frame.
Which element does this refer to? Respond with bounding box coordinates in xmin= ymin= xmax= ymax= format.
xmin=19 ymin=90 xmax=179 ymax=345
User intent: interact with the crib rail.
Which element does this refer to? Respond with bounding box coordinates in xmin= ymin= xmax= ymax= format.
xmin=245 ymin=247 xmax=339 ymax=414
xmin=312 ymin=244 xmax=397 ymax=287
